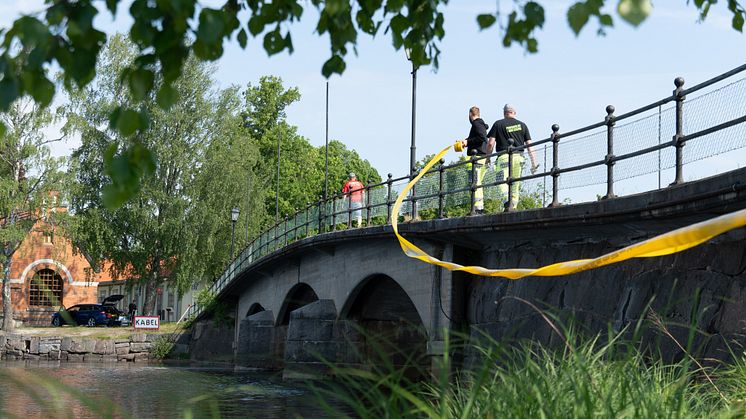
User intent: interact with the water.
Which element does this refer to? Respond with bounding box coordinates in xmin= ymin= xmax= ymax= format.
xmin=0 ymin=360 xmax=332 ymax=418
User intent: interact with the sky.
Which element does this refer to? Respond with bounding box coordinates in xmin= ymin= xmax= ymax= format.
xmin=2 ymin=1 xmax=745 ymax=201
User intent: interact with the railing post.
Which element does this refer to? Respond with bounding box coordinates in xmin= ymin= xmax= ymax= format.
xmin=505 ymin=140 xmax=515 ymax=212
xmin=550 ymin=124 xmax=561 ymax=207
xmin=672 ymin=76 xmax=686 ymax=186
xmin=386 ymin=173 xmax=393 ymax=224
xmin=411 ymin=168 xmax=418 ymax=221
xmin=366 ymin=179 xmax=372 ymax=226
xmin=347 ymin=190 xmax=353 ymax=229
xmin=317 ymin=196 xmax=324 ymax=234
xmin=305 ymin=202 xmax=310 ymax=237
xmin=438 ymin=158 xmax=445 ymax=219
xmin=603 ymin=105 xmax=616 ymax=199
xmin=331 ymin=195 xmax=337 ymax=231
xmin=284 ymin=215 xmax=289 ymax=247
xmin=469 ymin=153 xmax=477 ymax=216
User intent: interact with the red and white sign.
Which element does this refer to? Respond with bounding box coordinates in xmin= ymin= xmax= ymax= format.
xmin=134 ymin=316 xmax=160 ymax=330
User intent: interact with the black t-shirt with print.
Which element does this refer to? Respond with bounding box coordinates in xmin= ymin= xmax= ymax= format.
xmin=487 ymin=118 xmax=532 ymax=153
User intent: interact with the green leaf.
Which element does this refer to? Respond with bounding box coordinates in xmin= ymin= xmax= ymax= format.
xmin=30 ymin=75 xmax=55 ymax=107
xmin=321 ymin=55 xmax=346 ymax=77
xmin=248 ymin=16 xmax=265 ymax=36
xmin=0 ymin=76 xmax=19 ymax=111
xmin=389 ymin=14 xmax=409 ymax=34
xmin=477 ymin=14 xmax=497 ymax=29
xmin=263 ymin=29 xmax=286 ymax=55
xmin=567 ymin=3 xmax=591 ymax=35
xmin=617 ymin=0 xmax=652 ymax=27
xmin=733 ymin=12 xmax=745 ymax=32
xmin=599 ymin=14 xmax=614 ymax=26
xmin=237 ymin=28 xmax=248 ymax=48
xmin=129 ymin=68 xmax=154 ymax=100
xmin=116 ymin=109 xmax=142 ymax=137
xmin=156 ymin=84 xmax=179 ymax=110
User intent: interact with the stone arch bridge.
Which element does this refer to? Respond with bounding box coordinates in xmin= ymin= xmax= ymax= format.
xmin=189 ymin=167 xmax=746 ymax=376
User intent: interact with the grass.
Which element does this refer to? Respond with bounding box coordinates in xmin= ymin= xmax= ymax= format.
xmin=7 ymin=322 xmax=187 ymax=340
xmin=310 ymin=320 xmax=746 ymax=418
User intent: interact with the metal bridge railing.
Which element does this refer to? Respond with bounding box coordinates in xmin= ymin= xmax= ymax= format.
xmin=190 ymin=63 xmax=746 ymax=321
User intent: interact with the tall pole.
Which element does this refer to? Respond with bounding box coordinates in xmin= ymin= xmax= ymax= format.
xmin=325 ymin=81 xmax=329 ymax=201
xmin=230 ymin=220 xmax=236 ymax=260
xmin=410 ymin=62 xmax=417 ymax=180
xmin=276 ymin=130 xmax=281 ymax=222
xmin=409 ymin=60 xmax=418 ymax=219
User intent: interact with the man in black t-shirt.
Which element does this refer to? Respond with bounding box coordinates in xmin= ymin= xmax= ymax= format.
xmin=487 ymin=104 xmax=539 ymax=208
xmin=459 ymin=106 xmax=489 ymax=213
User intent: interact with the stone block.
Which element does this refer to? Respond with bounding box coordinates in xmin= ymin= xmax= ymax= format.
xmin=49 ymin=350 xmax=61 ymax=360
xmin=116 ymin=346 xmax=130 ymax=355
xmin=130 ymin=333 xmax=147 ymax=343
xmin=84 ymin=354 xmax=103 ymax=363
xmin=29 ymin=337 xmax=40 ymax=354
xmin=129 ymin=342 xmax=152 ymax=353
xmin=115 ymin=342 xmax=130 ymax=348
xmin=61 ymin=337 xmax=72 ymax=352
xmin=247 ymin=310 xmax=274 ymax=325
xmin=133 ymin=353 xmax=150 ymax=362
xmin=67 ymin=353 xmax=84 ymax=362
xmin=0 ymin=335 xmax=5 ymax=350
xmin=115 ymin=339 xmax=130 ymax=345
xmin=289 ymin=299 xmax=337 ymax=321
xmin=83 ymin=339 xmax=97 ymax=353
xmin=287 ymin=319 xmax=335 ymax=342
xmin=284 ymin=340 xmax=338 ymax=363
xmin=119 ymin=353 xmax=135 ymax=361
xmin=93 ymin=340 xmax=115 ymax=355
xmin=145 ymin=334 xmax=164 ymax=343
xmin=69 ymin=339 xmax=85 ymax=353
xmin=39 ymin=338 xmax=61 ymax=354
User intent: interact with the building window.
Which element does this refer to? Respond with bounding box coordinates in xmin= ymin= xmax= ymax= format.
xmin=29 ymin=268 xmax=63 ymax=307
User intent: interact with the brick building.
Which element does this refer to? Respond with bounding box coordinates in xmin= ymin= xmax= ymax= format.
xmin=0 ymin=204 xmax=116 ymax=326
xmin=1 ymin=203 xmax=199 ymax=327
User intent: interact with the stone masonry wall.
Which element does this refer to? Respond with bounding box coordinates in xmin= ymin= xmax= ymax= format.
xmin=0 ymin=333 xmax=173 ymax=363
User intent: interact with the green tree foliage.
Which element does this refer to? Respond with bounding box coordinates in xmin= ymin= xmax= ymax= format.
xmin=1 ymin=0 xmax=741 ymax=205
xmin=0 ymin=99 xmax=64 ymax=331
xmin=243 ymin=77 xmax=380 ymax=223
xmin=65 ymin=35 xmax=257 ymax=314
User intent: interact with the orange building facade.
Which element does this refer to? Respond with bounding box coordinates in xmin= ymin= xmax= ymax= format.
xmin=1 ymin=208 xmax=116 ymax=326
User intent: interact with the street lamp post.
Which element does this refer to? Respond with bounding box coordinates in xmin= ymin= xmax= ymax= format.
xmin=230 ymin=207 xmax=240 ymax=260
xmin=405 ymin=48 xmax=419 ymax=219
xmin=276 ymin=130 xmax=281 ymax=222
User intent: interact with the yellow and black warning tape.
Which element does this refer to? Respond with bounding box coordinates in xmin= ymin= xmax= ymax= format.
xmin=392 ymin=143 xmax=746 ymax=279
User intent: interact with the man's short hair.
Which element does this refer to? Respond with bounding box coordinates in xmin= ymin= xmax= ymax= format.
xmin=503 ymin=104 xmax=516 ymax=114
xmin=349 ymin=172 xmax=356 ymax=178
xmin=469 ymin=106 xmax=480 ymax=116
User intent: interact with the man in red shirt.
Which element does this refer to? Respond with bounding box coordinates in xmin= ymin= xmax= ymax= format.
xmin=342 ymin=172 xmax=365 ymax=227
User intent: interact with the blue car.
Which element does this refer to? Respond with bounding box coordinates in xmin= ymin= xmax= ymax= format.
xmin=51 ymin=304 xmax=116 ymax=327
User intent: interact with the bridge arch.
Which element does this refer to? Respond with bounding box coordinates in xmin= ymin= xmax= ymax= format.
xmin=277 ymin=283 xmax=319 ymax=326
xmin=246 ymin=303 xmax=265 ymax=317
xmin=340 ymin=274 xmax=428 ymax=374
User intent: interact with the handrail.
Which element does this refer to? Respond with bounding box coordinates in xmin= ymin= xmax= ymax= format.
xmin=186 ymin=63 xmax=746 ymax=322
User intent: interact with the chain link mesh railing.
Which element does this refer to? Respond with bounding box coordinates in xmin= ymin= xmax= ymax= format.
xmin=186 ymin=64 xmax=746 ymax=321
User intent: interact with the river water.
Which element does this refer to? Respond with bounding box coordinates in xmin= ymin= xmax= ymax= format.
xmin=0 ymin=360 xmax=335 ymax=418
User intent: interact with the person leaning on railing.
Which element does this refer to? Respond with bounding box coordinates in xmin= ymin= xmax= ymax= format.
xmin=342 ymin=172 xmax=365 ymax=227
xmin=488 ymin=104 xmax=539 ymax=209
xmin=459 ymin=106 xmax=490 ymax=214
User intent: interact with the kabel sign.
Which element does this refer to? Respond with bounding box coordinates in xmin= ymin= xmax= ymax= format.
xmin=134 ymin=316 xmax=160 ymax=330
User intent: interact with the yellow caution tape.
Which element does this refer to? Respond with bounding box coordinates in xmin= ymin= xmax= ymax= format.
xmin=392 ymin=144 xmax=746 ymax=279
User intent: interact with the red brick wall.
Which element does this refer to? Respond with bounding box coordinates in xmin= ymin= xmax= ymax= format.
xmin=0 ymin=216 xmax=113 ymax=323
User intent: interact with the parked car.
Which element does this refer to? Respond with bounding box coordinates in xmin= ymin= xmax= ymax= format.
xmin=51 ymin=304 xmax=116 ymax=327
xmin=101 ymin=294 xmax=130 ymax=327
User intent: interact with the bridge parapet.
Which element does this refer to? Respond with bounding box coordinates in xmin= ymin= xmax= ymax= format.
xmin=186 ymin=63 xmax=746 ymax=322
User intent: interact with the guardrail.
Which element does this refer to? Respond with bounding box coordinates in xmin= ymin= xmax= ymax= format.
xmin=186 ymin=64 xmax=746 ymax=321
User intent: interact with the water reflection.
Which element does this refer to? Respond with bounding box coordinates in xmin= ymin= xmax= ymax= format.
xmin=0 ymin=360 xmax=327 ymax=418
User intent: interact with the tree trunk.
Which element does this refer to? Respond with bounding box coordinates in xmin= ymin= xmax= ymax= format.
xmin=143 ymin=275 xmax=159 ymax=316
xmin=2 ymin=259 xmax=14 ymax=332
